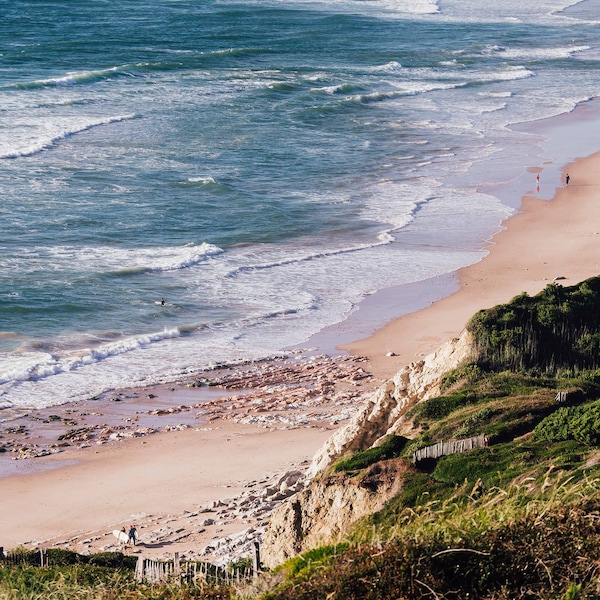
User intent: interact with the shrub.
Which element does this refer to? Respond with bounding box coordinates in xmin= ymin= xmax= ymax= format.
xmin=86 ymin=551 xmax=137 ymax=569
xmin=333 ymin=436 xmax=408 ymax=473
xmin=467 ymin=276 xmax=600 ymax=373
xmin=535 ymin=399 xmax=600 ymax=446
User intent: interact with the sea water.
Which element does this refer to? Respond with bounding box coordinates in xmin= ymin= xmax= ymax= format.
xmin=1 ymin=0 xmax=599 ymax=411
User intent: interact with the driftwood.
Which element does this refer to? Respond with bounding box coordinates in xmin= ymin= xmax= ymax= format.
xmin=413 ymin=434 xmax=488 ymax=464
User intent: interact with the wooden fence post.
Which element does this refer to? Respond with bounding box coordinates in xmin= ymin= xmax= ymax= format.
xmin=135 ymin=556 xmax=144 ymax=582
xmin=253 ymin=541 xmax=261 ymax=577
xmin=174 ymin=552 xmax=181 ymax=583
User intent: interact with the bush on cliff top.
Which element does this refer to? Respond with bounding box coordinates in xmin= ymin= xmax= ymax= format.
xmin=534 ymin=398 xmax=600 ymax=446
xmin=467 ymin=276 xmax=600 ymax=373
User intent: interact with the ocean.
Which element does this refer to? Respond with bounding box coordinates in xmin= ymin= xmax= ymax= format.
xmin=1 ymin=0 xmax=599 ymax=412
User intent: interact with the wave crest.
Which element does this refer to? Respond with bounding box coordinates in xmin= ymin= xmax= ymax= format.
xmin=0 ymin=114 xmax=135 ymax=159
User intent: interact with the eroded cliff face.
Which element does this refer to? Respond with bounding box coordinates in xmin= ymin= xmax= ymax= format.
xmin=261 ymin=459 xmax=409 ymax=569
xmin=307 ymin=330 xmax=473 ymax=478
xmin=261 ymin=330 xmax=473 ymax=568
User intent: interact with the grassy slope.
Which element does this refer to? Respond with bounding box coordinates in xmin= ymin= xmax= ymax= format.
xmin=264 ymin=369 xmax=600 ymax=599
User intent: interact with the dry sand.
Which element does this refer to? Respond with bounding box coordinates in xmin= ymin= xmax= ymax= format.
xmin=1 ymin=148 xmax=599 ymax=564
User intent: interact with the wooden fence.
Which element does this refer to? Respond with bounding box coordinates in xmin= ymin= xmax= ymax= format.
xmin=412 ymin=433 xmax=488 ymax=465
xmin=0 ymin=543 xmax=260 ymax=587
xmin=0 ymin=547 xmax=49 ymax=567
xmin=135 ymin=543 xmax=261 ymax=585
xmin=135 ymin=553 xmax=255 ymax=585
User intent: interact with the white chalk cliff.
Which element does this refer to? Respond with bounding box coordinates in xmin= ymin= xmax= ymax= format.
xmin=261 ymin=330 xmax=473 ymax=568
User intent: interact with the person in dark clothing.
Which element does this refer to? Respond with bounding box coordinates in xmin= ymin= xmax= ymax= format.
xmin=128 ymin=525 xmax=137 ymax=545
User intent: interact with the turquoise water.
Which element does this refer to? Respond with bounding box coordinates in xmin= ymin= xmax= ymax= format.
xmin=1 ymin=0 xmax=599 ymax=409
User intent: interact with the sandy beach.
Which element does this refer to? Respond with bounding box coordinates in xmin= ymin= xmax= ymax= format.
xmin=1 ymin=136 xmax=600 ymax=564
xmin=0 ymin=354 xmax=374 ymax=561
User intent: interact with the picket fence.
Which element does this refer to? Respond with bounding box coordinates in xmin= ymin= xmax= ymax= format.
xmin=135 ymin=543 xmax=261 ymax=585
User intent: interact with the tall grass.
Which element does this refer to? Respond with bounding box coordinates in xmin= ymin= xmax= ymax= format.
xmin=264 ymin=474 xmax=600 ymax=599
xmin=0 ymin=564 xmax=234 ymax=600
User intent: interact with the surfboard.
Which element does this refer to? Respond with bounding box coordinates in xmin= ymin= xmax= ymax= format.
xmin=112 ymin=529 xmax=129 ymax=543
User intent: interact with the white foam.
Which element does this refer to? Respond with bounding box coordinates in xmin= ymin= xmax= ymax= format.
xmin=0 ymin=329 xmax=180 ymax=394
xmin=187 ymin=176 xmax=217 ymax=184
xmin=5 ymin=243 xmax=223 ymax=276
xmin=0 ymin=114 xmax=135 ymax=159
xmin=271 ymin=0 xmax=439 ymax=17
xmin=480 ymin=44 xmax=589 ymax=60
xmin=19 ymin=66 xmax=125 ymax=88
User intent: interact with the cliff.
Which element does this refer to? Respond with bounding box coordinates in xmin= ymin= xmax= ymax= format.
xmin=261 ymin=459 xmax=410 ymax=568
xmin=307 ymin=329 xmax=473 ymax=478
xmin=261 ymin=330 xmax=473 ymax=568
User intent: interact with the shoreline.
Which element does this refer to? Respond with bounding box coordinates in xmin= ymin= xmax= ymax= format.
xmin=2 ymin=107 xmax=600 ymax=563
xmin=344 ymin=149 xmax=600 ymax=377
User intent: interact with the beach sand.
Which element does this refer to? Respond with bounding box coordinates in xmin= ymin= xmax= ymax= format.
xmin=1 ymin=146 xmax=599 ymax=564
xmin=0 ymin=354 xmax=374 ymax=560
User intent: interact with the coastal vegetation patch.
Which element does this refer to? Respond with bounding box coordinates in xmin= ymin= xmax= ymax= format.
xmin=468 ymin=276 xmax=600 ymax=373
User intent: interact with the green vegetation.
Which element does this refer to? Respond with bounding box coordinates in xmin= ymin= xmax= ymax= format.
xmin=261 ymin=279 xmax=600 ymax=599
xmin=0 ymin=549 xmax=234 ymax=599
xmin=266 ymin=363 xmax=600 ymax=598
xmin=5 ymin=279 xmax=600 ymax=598
xmin=276 ymin=544 xmax=350 ymax=580
xmin=534 ymin=398 xmax=600 ymax=445
xmin=332 ymin=435 xmax=408 ymax=474
xmin=263 ymin=500 xmax=600 ymax=600
xmin=467 ymin=277 xmax=600 ymax=373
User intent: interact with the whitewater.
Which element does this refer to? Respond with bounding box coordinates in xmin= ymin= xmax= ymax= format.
xmin=0 ymin=0 xmax=599 ymax=411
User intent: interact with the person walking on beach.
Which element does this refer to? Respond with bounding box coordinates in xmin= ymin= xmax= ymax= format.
xmin=566 ymin=173 xmax=570 ymax=185
xmin=128 ymin=524 xmax=137 ymax=545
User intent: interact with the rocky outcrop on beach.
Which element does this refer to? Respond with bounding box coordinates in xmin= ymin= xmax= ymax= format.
xmin=38 ymin=464 xmax=311 ymax=567
xmin=0 ymin=353 xmax=372 ymax=461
